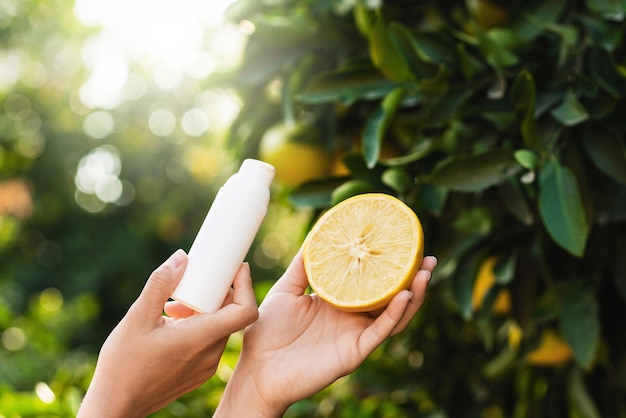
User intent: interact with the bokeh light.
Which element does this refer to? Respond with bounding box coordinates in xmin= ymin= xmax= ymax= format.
xmin=83 ymin=110 xmax=115 ymax=139
xmin=2 ymin=326 xmax=26 ymax=351
xmin=34 ymin=382 xmax=56 ymax=404
xmin=73 ymin=0 xmax=241 ymax=109
xmin=74 ymin=145 xmax=128 ymax=211
xmin=148 ymin=108 xmax=177 ymax=137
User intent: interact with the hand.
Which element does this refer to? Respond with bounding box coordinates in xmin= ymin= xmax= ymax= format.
xmin=214 ymin=249 xmax=437 ymax=417
xmin=77 ymin=249 xmax=259 ymax=418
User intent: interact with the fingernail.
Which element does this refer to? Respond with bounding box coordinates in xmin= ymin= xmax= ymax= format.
xmin=168 ymin=249 xmax=186 ymax=268
xmin=425 ymin=271 xmax=432 ymax=284
xmin=407 ymin=291 xmax=414 ymax=301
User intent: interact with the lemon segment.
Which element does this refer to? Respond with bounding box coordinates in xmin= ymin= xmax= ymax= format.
xmin=302 ymin=193 xmax=424 ymax=312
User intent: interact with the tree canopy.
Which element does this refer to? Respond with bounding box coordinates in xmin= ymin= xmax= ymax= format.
xmin=1 ymin=0 xmax=626 ymax=416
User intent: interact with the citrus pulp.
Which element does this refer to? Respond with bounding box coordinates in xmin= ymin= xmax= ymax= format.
xmin=302 ymin=193 xmax=424 ymax=312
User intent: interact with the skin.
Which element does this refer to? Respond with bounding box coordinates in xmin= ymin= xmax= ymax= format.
xmin=77 ymin=249 xmax=259 ymax=418
xmin=203 ymin=250 xmax=437 ymax=417
xmin=77 ymin=247 xmax=437 ymax=417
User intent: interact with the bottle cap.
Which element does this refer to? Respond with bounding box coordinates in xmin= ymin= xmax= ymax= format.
xmin=239 ymin=159 xmax=276 ymax=188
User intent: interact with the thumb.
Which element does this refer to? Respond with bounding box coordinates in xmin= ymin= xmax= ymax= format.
xmin=135 ymin=249 xmax=188 ymax=317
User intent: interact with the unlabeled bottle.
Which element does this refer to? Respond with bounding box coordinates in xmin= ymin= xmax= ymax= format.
xmin=171 ymin=159 xmax=275 ymax=313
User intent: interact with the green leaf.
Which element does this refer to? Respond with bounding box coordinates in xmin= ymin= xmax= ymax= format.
xmin=381 ymin=167 xmax=413 ymax=194
xmin=379 ymin=137 xmax=434 ymax=166
xmin=580 ymin=123 xmax=626 ymax=184
xmin=510 ymin=70 xmax=538 ymax=146
xmin=0 ymin=301 xmax=12 ymax=328
xmin=482 ymin=110 xmax=517 ymax=131
xmin=369 ymin=15 xmax=414 ymax=82
xmin=589 ymin=48 xmax=626 ymax=97
xmin=538 ymin=160 xmax=589 ymax=257
xmin=454 ymin=253 xmax=482 ymax=320
xmin=514 ymin=149 xmax=539 ymax=170
xmin=430 ymin=150 xmax=522 ymax=192
xmin=551 ymin=90 xmax=589 ymax=127
xmin=419 ymin=183 xmax=448 ymax=215
xmin=397 ymin=28 xmax=458 ymax=68
xmin=457 ymin=43 xmax=485 ymax=80
xmin=297 ymin=65 xmax=397 ymax=104
xmin=498 ymin=179 xmax=534 ymax=225
xmin=578 ymin=15 xmax=624 ymax=51
xmin=453 ymin=207 xmax=492 ymax=234
xmin=420 ymin=85 xmax=477 ymax=128
xmin=362 ymin=87 xmax=405 ymax=168
xmin=482 ymin=348 xmax=517 ymax=379
xmin=547 ymin=23 xmax=581 ymax=61
xmin=289 ymin=178 xmax=347 ymax=208
xmin=390 ymin=23 xmax=443 ymax=80
xmin=560 ymin=285 xmax=600 ymax=368
xmin=494 ymin=254 xmax=516 ymax=285
xmin=567 ymin=368 xmax=602 ymax=418
xmin=282 ymin=54 xmax=317 ymax=124
xmin=533 ymin=291 xmax=561 ymax=323
xmin=353 ymin=2 xmax=375 ymax=37
xmin=584 ymin=0 xmax=626 ymax=21
xmin=473 ymin=22 xmax=519 ymax=70
xmin=330 ymin=180 xmax=373 ymax=206
xmin=512 ymin=1 xmax=567 ymax=42
xmin=237 ymin=17 xmax=317 ymax=85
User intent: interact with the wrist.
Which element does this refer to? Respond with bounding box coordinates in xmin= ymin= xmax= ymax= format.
xmin=78 ymin=379 xmax=144 ymax=418
xmin=213 ymin=366 xmax=287 ymax=418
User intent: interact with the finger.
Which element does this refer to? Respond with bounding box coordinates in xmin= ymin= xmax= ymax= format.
xmin=267 ymin=247 xmax=310 ymax=296
xmin=194 ymin=263 xmax=259 ymax=337
xmin=164 ymin=301 xmax=195 ymax=318
xmin=367 ymin=256 xmax=437 ymax=319
xmin=389 ymin=256 xmax=437 ymax=334
xmin=420 ymin=255 xmax=438 ymax=275
xmin=222 ymin=287 xmax=235 ymax=306
xmin=229 ymin=263 xmax=258 ymax=312
xmin=357 ymin=290 xmax=412 ymax=359
xmin=163 ymin=275 xmax=236 ymax=319
xmin=355 ymin=256 xmax=438 ymax=354
xmin=390 ymin=269 xmax=430 ymax=335
xmin=134 ymin=249 xmax=188 ymax=318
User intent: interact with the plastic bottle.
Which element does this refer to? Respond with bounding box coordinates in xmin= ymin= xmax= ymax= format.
xmin=171 ymin=159 xmax=275 ymax=313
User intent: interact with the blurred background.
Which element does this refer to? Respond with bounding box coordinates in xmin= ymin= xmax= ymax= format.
xmin=1 ymin=0 xmax=625 ymax=417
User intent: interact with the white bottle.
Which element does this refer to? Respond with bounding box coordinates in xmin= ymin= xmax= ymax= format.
xmin=171 ymin=159 xmax=275 ymax=313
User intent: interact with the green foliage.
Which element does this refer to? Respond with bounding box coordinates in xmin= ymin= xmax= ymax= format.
xmin=227 ymin=0 xmax=626 ymax=416
xmin=1 ymin=0 xmax=303 ymax=416
xmin=1 ymin=0 xmax=625 ymax=416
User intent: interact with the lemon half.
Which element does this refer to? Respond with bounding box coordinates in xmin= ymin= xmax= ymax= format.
xmin=303 ymin=193 xmax=424 ymax=312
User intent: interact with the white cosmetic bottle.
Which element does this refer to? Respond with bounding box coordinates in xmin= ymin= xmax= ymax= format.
xmin=171 ymin=159 xmax=275 ymax=313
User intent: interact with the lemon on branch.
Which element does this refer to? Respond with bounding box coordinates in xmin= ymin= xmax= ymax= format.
xmin=258 ymin=122 xmax=330 ymax=187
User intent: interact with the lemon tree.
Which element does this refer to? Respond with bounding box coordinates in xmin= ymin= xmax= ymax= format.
xmin=227 ymin=0 xmax=626 ymax=415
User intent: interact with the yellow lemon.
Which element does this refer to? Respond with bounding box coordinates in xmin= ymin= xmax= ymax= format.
xmin=466 ymin=0 xmax=510 ymax=30
xmin=258 ymin=122 xmax=330 ymax=187
xmin=527 ymin=329 xmax=574 ymax=366
xmin=472 ymin=256 xmax=512 ymax=315
xmin=507 ymin=322 xmax=523 ymax=350
xmin=302 ymin=193 xmax=424 ymax=312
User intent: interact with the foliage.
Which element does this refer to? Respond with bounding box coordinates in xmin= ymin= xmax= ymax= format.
xmin=1 ymin=0 xmax=625 ymax=417
xmin=225 ymin=0 xmax=626 ymax=416
xmin=0 ymin=0 xmax=305 ymax=416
